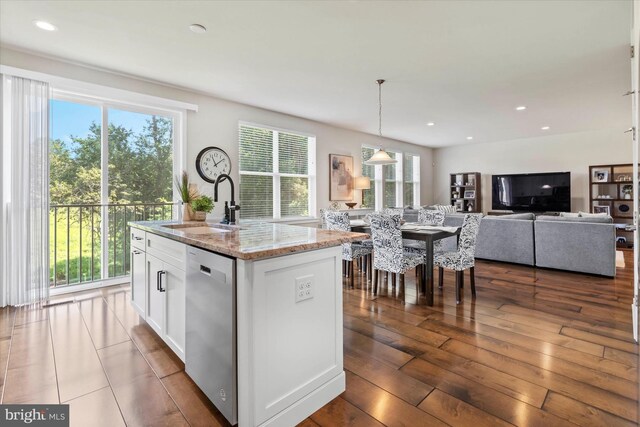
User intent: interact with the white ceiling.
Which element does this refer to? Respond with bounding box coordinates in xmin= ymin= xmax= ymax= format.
xmin=0 ymin=0 xmax=633 ymax=147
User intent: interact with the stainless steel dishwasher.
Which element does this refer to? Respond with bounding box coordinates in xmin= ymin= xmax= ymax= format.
xmin=186 ymin=246 xmax=237 ymax=425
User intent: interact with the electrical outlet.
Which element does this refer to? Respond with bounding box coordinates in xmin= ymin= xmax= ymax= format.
xmin=295 ymin=275 xmax=314 ymax=303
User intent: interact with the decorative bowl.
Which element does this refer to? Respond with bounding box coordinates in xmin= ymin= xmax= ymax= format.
xmin=345 ymin=202 xmax=357 ymax=209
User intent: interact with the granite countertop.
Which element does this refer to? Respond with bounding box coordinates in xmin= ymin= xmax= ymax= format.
xmin=129 ymin=220 xmax=369 ymax=260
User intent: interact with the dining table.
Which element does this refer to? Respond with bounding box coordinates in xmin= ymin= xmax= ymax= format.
xmin=350 ymin=220 xmax=461 ymax=306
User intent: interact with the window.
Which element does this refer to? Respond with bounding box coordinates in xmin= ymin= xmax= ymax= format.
xmin=238 ymin=123 xmax=316 ymax=219
xmin=404 ymin=153 xmax=420 ymax=207
xmin=361 ymin=145 xmax=420 ymax=210
xmin=360 ymin=146 xmax=376 ymax=208
xmin=383 ymin=150 xmax=402 ymax=208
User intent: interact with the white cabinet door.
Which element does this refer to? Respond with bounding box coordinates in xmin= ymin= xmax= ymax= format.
xmin=146 ymin=254 xmax=165 ymax=336
xmin=131 ymin=248 xmax=146 ymax=317
xmin=164 ymin=262 xmax=185 ymax=358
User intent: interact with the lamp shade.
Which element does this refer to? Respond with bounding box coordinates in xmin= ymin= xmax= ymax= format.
xmin=364 ymin=149 xmax=398 ymax=165
xmin=354 ymin=176 xmax=371 ymax=190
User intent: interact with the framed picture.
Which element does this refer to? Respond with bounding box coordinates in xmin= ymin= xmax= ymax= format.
xmin=463 ymin=190 xmax=475 ymax=199
xmin=592 ymin=169 xmax=609 ymax=183
xmin=454 ymin=200 xmax=464 ymax=211
xmin=593 ymin=205 xmax=610 ymax=215
xmin=329 ymin=154 xmax=354 ymax=201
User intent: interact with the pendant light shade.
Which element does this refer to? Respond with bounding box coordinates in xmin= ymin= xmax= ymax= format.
xmin=365 ymin=149 xmax=396 ymax=165
xmin=365 ymin=79 xmax=397 ymax=165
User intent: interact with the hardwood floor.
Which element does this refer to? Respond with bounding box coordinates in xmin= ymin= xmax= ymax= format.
xmin=0 ymin=253 xmax=637 ymax=426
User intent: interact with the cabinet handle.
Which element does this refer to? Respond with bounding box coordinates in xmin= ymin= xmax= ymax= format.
xmin=132 ymin=233 xmax=143 ymax=241
xmin=157 ymin=270 xmax=161 ymax=291
xmin=132 ymin=250 xmax=142 ymax=255
xmin=159 ymin=270 xmax=167 ymax=292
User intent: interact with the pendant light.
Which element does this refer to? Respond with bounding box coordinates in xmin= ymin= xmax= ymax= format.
xmin=365 ymin=79 xmax=398 ymax=165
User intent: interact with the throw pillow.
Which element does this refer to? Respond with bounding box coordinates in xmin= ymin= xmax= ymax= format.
xmin=559 ymin=212 xmax=580 ymax=218
xmin=579 ymin=211 xmax=609 ymax=218
xmin=433 ymin=204 xmax=457 ymax=214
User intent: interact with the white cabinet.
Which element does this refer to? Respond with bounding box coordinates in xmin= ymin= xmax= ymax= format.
xmin=131 ymin=230 xmax=186 ymax=361
xmin=130 ymin=248 xmax=146 ymax=317
xmin=164 ymin=261 xmax=185 ymax=357
xmin=146 ymin=254 xmax=165 ymax=336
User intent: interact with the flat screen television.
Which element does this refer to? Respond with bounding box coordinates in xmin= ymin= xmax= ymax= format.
xmin=492 ymin=172 xmax=571 ymax=212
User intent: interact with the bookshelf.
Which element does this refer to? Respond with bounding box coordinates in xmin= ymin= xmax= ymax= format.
xmin=450 ymin=172 xmax=482 ymax=213
xmin=589 ymin=164 xmax=635 ymax=249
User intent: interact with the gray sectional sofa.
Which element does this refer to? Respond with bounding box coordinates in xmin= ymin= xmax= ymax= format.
xmin=534 ymin=215 xmax=616 ymax=277
xmin=402 ymin=208 xmax=616 ymax=277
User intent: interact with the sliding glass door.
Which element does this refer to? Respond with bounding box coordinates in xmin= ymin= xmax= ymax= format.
xmin=49 ymin=97 xmax=176 ymax=290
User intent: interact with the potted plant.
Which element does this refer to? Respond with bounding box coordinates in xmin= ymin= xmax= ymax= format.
xmin=191 ymin=196 xmax=214 ymax=221
xmin=175 ymin=171 xmax=198 ymax=220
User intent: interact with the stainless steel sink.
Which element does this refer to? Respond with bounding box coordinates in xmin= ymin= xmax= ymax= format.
xmin=162 ymin=223 xmax=245 ymax=234
xmin=180 ymin=226 xmax=233 ymax=235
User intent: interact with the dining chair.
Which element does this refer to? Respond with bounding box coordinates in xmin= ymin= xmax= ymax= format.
xmin=404 ymin=209 xmax=446 ymax=253
xmin=368 ymin=213 xmax=424 ymax=299
xmin=324 ymin=210 xmax=372 ymax=289
xmin=434 ymin=214 xmax=482 ymax=304
xmin=319 ymin=207 xmax=337 ymax=229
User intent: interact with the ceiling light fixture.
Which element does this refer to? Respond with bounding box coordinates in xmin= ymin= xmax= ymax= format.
xmin=365 ymin=79 xmax=397 ymax=165
xmin=189 ymin=24 xmax=207 ymax=34
xmin=426 ymin=122 xmax=435 ymax=127
xmin=541 ymin=126 xmax=550 ymax=130
xmin=466 ymin=136 xmax=473 ymax=140
xmin=33 ymin=20 xmax=57 ymax=31
xmin=516 ymin=106 xmax=527 ymax=111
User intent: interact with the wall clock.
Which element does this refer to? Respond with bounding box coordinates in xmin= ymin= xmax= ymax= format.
xmin=195 ymin=146 xmax=231 ymax=183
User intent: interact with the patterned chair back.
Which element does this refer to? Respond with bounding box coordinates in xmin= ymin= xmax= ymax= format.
xmin=381 ymin=207 xmax=404 ymax=218
xmin=368 ymin=213 xmax=404 ymax=272
xmin=457 ymin=214 xmax=482 ymax=258
xmin=324 ymin=210 xmax=350 ymax=232
xmin=418 ymin=209 xmax=445 ymax=226
xmin=319 ymin=207 xmax=338 ymax=229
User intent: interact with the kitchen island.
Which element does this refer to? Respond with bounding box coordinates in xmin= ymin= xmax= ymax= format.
xmin=128 ymin=220 xmax=367 ymax=427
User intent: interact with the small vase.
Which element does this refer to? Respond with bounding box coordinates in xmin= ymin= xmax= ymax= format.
xmin=183 ymin=204 xmax=193 ymax=221
xmin=193 ymin=211 xmax=207 ymax=221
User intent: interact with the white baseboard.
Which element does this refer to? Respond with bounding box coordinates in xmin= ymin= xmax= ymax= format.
xmin=259 ymin=372 xmax=345 ymax=427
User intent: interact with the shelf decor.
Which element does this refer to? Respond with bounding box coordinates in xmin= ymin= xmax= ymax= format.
xmin=450 ymin=172 xmax=482 ymax=213
xmin=589 ymin=163 xmax=636 ymax=249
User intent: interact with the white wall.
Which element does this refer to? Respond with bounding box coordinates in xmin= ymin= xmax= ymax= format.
xmin=0 ymin=47 xmax=434 ymax=219
xmin=433 ymin=128 xmax=632 ymax=213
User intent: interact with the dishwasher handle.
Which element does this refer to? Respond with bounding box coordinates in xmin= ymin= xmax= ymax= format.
xmin=200 ymin=265 xmax=212 ymax=276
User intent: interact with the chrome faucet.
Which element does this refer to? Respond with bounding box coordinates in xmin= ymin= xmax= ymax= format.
xmin=214 ymin=174 xmax=241 ymax=225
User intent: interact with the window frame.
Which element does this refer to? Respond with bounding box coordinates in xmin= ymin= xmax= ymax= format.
xmin=404 ymin=152 xmax=421 ymax=207
xmin=362 ymin=145 xmax=420 ymax=210
xmin=238 ymin=121 xmax=316 ymax=220
xmin=50 ymin=90 xmax=185 ymax=282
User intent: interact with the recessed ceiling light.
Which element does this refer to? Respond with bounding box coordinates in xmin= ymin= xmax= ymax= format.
xmin=516 ymin=106 xmax=527 ymax=111
xmin=189 ymin=24 xmax=207 ymax=34
xmin=466 ymin=136 xmax=473 ymax=140
xmin=426 ymin=122 xmax=435 ymax=126
xmin=541 ymin=126 xmax=550 ymax=130
xmin=33 ymin=20 xmax=57 ymax=31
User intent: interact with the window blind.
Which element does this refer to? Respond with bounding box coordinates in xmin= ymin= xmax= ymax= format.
xmin=239 ymin=124 xmax=314 ymax=219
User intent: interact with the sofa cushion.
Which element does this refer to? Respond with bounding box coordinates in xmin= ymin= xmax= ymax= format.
xmin=498 ymin=213 xmax=535 ymax=220
xmin=537 ymin=215 xmax=613 ymax=224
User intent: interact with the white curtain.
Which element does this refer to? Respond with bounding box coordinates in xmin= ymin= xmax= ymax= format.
xmin=1 ymin=75 xmax=50 ymax=306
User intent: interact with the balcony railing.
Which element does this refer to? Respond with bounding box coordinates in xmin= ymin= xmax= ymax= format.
xmin=50 ymin=202 xmax=174 ymax=288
